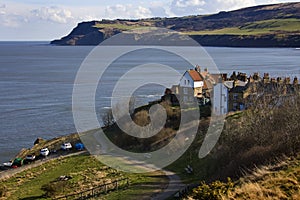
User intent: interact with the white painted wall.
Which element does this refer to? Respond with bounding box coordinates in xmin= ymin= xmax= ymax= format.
xmin=213 ymin=83 xmax=228 ymax=115
xmin=194 ymin=81 xmax=204 ymax=88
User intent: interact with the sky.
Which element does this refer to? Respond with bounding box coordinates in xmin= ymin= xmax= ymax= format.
xmin=0 ymin=0 xmax=299 ymax=41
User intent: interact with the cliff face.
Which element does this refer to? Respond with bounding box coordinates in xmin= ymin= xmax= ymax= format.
xmin=50 ymin=21 xmax=121 ymax=45
xmin=50 ymin=2 xmax=300 ymax=47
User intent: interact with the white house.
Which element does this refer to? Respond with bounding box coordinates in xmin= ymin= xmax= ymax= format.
xmin=179 ymin=70 xmax=205 ymax=100
xmin=212 ymin=83 xmax=229 ymax=115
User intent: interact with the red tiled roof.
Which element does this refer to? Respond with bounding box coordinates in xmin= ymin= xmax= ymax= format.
xmin=188 ymin=70 xmax=203 ymax=81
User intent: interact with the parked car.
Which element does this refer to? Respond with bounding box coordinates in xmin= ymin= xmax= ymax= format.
xmin=24 ymin=154 xmax=36 ymax=164
xmin=75 ymin=143 xmax=84 ymax=151
xmin=12 ymin=158 xmax=23 ymax=167
xmin=40 ymin=148 xmax=50 ymax=156
xmin=2 ymin=161 xmax=12 ymax=167
xmin=61 ymin=142 xmax=72 ymax=150
xmin=25 ymin=154 xmax=36 ymax=161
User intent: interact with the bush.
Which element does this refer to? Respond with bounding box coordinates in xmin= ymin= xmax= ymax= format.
xmin=41 ymin=181 xmax=70 ymax=197
xmin=208 ymin=89 xmax=300 ymax=180
xmin=192 ymin=178 xmax=234 ymax=200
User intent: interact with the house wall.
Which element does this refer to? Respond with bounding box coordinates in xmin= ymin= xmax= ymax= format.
xmin=194 ymin=87 xmax=203 ymax=98
xmin=180 ymin=72 xmax=194 ymax=88
xmin=179 ymin=72 xmax=204 ymax=99
xmin=213 ymin=83 xmax=228 ymax=115
xmin=179 ymin=87 xmax=195 ymax=103
xmin=194 ymin=81 xmax=204 ymax=88
xmin=228 ymin=92 xmax=250 ymax=111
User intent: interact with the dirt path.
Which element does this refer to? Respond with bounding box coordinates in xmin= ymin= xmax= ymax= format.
xmin=151 ymin=170 xmax=185 ymax=200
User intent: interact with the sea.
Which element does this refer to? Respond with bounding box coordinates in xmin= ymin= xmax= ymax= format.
xmin=0 ymin=41 xmax=300 ymax=163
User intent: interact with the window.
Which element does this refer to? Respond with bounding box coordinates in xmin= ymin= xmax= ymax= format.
xmin=183 ymin=96 xmax=188 ymax=102
xmin=233 ymin=103 xmax=238 ymax=111
xmin=233 ymin=94 xmax=238 ymax=100
xmin=184 ymin=80 xmax=187 ymax=85
xmin=188 ymin=80 xmax=190 ymax=85
xmin=183 ymin=88 xmax=188 ymax=94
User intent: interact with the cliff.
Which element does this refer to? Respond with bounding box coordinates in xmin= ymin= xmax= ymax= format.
xmin=51 ymin=2 xmax=300 ymax=47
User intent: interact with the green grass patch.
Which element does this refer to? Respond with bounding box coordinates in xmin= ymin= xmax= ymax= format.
xmin=93 ymin=23 xmax=148 ymax=30
xmin=1 ymin=154 xmax=167 ymax=200
xmin=185 ymin=18 xmax=300 ymax=35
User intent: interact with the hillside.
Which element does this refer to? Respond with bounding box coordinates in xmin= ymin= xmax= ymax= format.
xmin=2 ymin=77 xmax=300 ymax=199
xmin=51 ymin=2 xmax=300 ymax=47
xmin=189 ymin=154 xmax=300 ymax=199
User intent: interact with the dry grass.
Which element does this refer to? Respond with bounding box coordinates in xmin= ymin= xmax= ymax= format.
xmin=224 ymin=157 xmax=300 ymax=200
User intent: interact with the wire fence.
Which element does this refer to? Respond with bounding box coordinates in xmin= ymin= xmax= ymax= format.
xmin=55 ymin=177 xmax=129 ymax=200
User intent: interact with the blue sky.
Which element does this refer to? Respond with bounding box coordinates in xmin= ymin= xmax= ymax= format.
xmin=0 ymin=0 xmax=299 ymax=40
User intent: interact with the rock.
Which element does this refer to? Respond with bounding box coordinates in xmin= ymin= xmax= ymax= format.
xmin=34 ymin=138 xmax=45 ymax=145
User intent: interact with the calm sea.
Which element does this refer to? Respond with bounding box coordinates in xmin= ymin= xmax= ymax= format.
xmin=0 ymin=41 xmax=299 ymax=163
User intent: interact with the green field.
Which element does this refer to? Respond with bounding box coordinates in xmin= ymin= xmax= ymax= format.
xmin=93 ymin=23 xmax=148 ymax=31
xmin=0 ymin=154 xmax=167 ymax=200
xmin=185 ymin=18 xmax=300 ymax=35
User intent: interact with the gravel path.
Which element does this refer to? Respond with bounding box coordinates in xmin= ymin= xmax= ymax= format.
xmin=151 ymin=170 xmax=185 ymax=200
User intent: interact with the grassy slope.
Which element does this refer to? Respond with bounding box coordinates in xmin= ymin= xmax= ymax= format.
xmin=93 ymin=22 xmax=150 ymax=31
xmin=185 ymin=18 xmax=300 ymax=35
xmin=188 ymin=154 xmax=300 ymax=199
xmin=0 ymin=154 xmax=167 ymax=200
xmin=93 ymin=18 xmax=300 ymax=36
xmin=226 ymin=155 xmax=300 ymax=199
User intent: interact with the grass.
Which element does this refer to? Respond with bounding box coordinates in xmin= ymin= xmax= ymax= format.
xmin=189 ymin=155 xmax=300 ymax=199
xmin=0 ymin=154 xmax=167 ymax=200
xmin=102 ymin=171 xmax=168 ymax=200
xmin=93 ymin=23 xmax=148 ymax=31
xmin=185 ymin=18 xmax=300 ymax=35
xmin=225 ymin=155 xmax=300 ymax=199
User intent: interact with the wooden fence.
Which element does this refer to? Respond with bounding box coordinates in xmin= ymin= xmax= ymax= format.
xmin=55 ymin=177 xmax=129 ymax=200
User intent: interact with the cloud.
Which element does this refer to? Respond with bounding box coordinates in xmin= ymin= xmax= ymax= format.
xmin=0 ymin=13 xmax=27 ymax=28
xmin=148 ymin=1 xmax=169 ymax=17
xmin=174 ymin=0 xmax=206 ymax=8
xmin=0 ymin=4 xmax=27 ymax=28
xmin=105 ymin=4 xmax=152 ymax=19
xmin=30 ymin=6 xmax=73 ymax=24
xmin=170 ymin=0 xmax=256 ymax=16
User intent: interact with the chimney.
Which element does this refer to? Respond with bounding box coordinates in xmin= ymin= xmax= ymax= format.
xmin=284 ymin=77 xmax=291 ymax=84
xmin=253 ymin=72 xmax=259 ymax=81
xmin=249 ymin=75 xmax=254 ymax=83
xmin=263 ymin=73 xmax=270 ymax=84
xmin=231 ymin=71 xmax=237 ymax=80
xmin=271 ymin=78 xmax=276 ymax=83
xmin=241 ymin=74 xmax=247 ymax=82
xmin=293 ymin=77 xmax=299 ymax=85
xmin=222 ymin=73 xmax=227 ymax=81
xmin=195 ymin=65 xmax=201 ymax=73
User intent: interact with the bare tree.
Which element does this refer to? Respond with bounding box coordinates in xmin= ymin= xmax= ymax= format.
xmin=101 ymin=108 xmax=114 ymax=127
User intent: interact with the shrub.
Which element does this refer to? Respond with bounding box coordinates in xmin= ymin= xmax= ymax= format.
xmin=192 ymin=178 xmax=234 ymax=200
xmin=41 ymin=181 xmax=70 ymax=197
